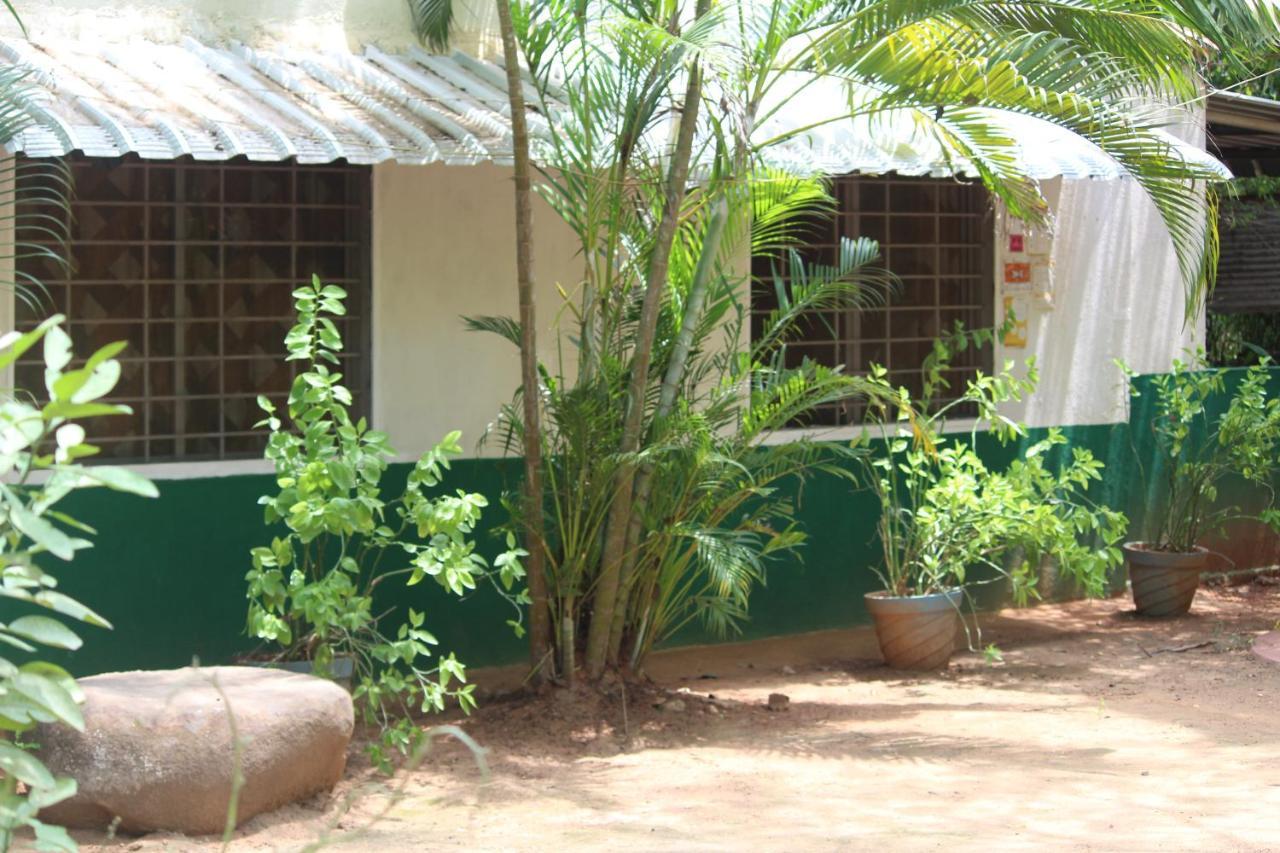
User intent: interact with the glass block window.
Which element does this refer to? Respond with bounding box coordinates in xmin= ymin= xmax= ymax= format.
xmin=752 ymin=175 xmax=993 ymax=426
xmin=15 ymin=155 xmax=371 ymax=462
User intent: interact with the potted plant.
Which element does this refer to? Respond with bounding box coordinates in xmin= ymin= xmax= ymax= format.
xmin=1118 ymin=354 xmax=1280 ymax=616
xmin=854 ymin=329 xmax=1127 ymax=669
xmin=245 ymin=277 xmax=528 ymax=769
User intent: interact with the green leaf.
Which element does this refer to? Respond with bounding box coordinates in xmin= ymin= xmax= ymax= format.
xmin=8 ymin=502 xmax=77 ymax=560
xmin=10 ymin=670 xmax=84 ymax=730
xmin=53 ymin=424 xmax=85 ymax=461
xmin=42 ymin=323 xmax=72 ymax=376
xmin=81 ymin=339 xmax=128 ymax=374
xmin=78 ymin=465 xmax=159 ymax=498
xmin=31 ymin=816 xmax=79 ymax=852
xmin=32 ymin=590 xmax=112 ymax=629
xmin=41 ymin=400 xmax=130 ymax=420
xmin=6 ymin=615 xmax=81 ymax=650
xmin=0 ymin=631 xmax=36 ymax=653
xmin=408 ymin=0 xmax=454 ymax=51
xmin=0 ymin=318 xmax=59 ymax=373
xmin=71 ymin=356 xmax=122 ymax=403
xmin=0 ymin=741 xmax=55 ymax=788
xmin=27 ymin=776 xmax=77 ymax=811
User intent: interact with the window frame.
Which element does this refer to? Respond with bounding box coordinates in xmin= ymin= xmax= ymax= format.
xmin=14 ymin=154 xmax=374 ymax=466
xmin=752 ymin=173 xmax=996 ymax=434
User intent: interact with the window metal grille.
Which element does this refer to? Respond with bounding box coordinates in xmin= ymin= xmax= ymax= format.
xmin=752 ymin=175 xmax=993 ymax=426
xmin=15 ymin=155 xmax=372 ymax=462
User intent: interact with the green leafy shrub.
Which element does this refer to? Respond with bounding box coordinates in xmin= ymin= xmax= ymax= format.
xmin=856 ymin=327 xmax=1127 ymax=603
xmin=0 ymin=317 xmax=157 ymax=852
xmin=479 ymin=177 xmax=896 ymax=675
xmin=1121 ymin=352 xmax=1280 ymax=552
xmin=245 ymin=277 xmax=525 ymax=770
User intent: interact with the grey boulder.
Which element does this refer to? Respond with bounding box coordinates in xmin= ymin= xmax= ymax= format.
xmin=37 ymin=665 xmax=353 ymax=835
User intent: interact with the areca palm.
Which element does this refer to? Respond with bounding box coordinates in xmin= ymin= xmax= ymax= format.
xmin=411 ymin=0 xmax=1280 ymax=679
xmin=414 ymin=0 xmax=556 ymax=679
xmin=0 ymin=6 xmax=70 ymax=311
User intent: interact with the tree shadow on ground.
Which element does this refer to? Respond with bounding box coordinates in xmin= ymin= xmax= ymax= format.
xmin=432 ymin=583 xmax=1279 ymax=773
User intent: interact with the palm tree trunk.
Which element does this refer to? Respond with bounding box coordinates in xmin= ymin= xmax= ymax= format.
xmin=606 ymin=196 xmax=729 ymax=664
xmin=584 ymin=7 xmax=709 ymax=679
xmin=496 ymin=0 xmax=553 ymax=682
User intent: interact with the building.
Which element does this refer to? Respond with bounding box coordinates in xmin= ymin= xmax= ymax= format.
xmin=0 ymin=0 xmax=1244 ymax=673
xmin=1207 ymin=90 xmax=1280 ymax=317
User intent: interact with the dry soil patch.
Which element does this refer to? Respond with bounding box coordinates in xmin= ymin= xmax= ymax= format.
xmin=74 ymin=582 xmax=1280 ymax=852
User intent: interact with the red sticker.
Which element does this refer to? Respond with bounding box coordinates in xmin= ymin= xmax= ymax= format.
xmin=1004 ymin=262 xmax=1031 ymax=284
xmin=1008 ymin=234 xmax=1025 ymax=252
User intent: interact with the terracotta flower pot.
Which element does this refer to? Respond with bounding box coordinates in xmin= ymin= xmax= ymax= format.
xmin=1124 ymin=542 xmax=1209 ymax=617
xmin=865 ymin=588 xmax=962 ymax=670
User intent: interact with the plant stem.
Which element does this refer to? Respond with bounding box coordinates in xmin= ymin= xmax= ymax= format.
xmin=496 ymin=0 xmax=553 ymax=683
xmin=606 ymin=195 xmax=729 ymax=664
xmin=585 ymin=6 xmax=708 ymax=679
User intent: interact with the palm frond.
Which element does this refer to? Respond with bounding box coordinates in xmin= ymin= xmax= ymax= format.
xmin=477 ymin=0 xmax=1277 ymax=675
xmin=751 ymin=169 xmax=835 ymax=257
xmin=752 ymin=237 xmax=895 ymax=358
xmin=407 ymin=0 xmax=455 ymax=52
xmin=3 ymin=159 xmax=72 ymax=311
xmin=462 ymin=314 xmax=523 ymax=348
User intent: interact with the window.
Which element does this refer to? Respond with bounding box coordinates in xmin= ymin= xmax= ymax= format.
xmin=15 ymin=155 xmax=371 ymax=462
xmin=752 ymin=175 xmax=993 ymax=426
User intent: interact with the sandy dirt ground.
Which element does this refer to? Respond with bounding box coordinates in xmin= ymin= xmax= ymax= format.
xmin=74 ymin=581 xmax=1280 ymax=853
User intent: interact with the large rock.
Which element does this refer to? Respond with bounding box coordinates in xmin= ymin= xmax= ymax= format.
xmin=1255 ymin=630 xmax=1280 ymax=665
xmin=37 ymin=666 xmax=354 ymax=835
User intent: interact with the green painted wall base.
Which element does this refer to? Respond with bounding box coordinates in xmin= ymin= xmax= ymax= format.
xmin=26 ymin=369 xmax=1280 ymax=677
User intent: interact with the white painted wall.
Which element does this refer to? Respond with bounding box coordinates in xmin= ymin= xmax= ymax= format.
xmin=0 ymin=0 xmax=500 ymax=55
xmin=377 ymin=161 xmax=1209 ymax=455
xmin=370 ymin=162 xmax=581 ymax=458
xmin=995 ymin=107 xmax=1209 ymax=429
xmin=994 ymin=179 xmax=1205 ymax=429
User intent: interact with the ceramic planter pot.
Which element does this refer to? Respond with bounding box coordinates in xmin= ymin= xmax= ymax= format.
xmin=865 ymin=588 xmax=963 ymax=670
xmin=1124 ymin=542 xmax=1210 ymax=617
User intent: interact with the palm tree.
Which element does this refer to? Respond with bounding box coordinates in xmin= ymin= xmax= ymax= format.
xmin=0 ymin=5 xmax=71 ymax=311
xmin=412 ymin=0 xmax=556 ymax=681
xmin=411 ymin=0 xmax=1280 ymax=679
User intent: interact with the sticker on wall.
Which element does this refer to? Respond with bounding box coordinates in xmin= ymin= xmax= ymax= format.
xmin=998 ymin=200 xmax=1055 ymax=305
xmin=1002 ymin=296 xmax=1029 ymax=348
xmin=1004 ymin=262 xmax=1031 ymax=283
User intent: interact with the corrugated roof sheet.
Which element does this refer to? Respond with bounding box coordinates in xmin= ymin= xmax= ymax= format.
xmin=0 ymin=36 xmax=1231 ymax=182
xmin=1 ymin=37 xmax=525 ymax=165
xmin=757 ymin=73 xmax=1231 ymax=181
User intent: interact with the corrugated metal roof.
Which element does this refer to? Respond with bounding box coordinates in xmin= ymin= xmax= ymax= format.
xmin=1207 ymin=90 xmax=1280 ymax=153
xmin=0 ymin=36 xmax=1231 ymax=182
xmin=0 ymin=37 xmax=526 ymax=165
xmin=758 ymin=73 xmax=1231 ymax=181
